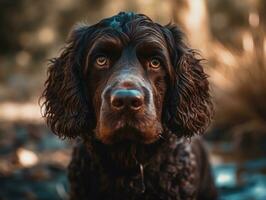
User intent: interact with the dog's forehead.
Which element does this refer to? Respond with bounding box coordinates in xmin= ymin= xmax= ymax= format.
xmin=94 ymin=13 xmax=166 ymax=48
xmin=103 ymin=12 xmax=136 ymax=31
xmin=100 ymin=12 xmax=139 ymax=28
xmin=99 ymin=12 xmax=162 ymax=36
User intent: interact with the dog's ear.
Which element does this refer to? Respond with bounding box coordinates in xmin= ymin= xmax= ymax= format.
xmin=40 ymin=25 xmax=95 ymax=138
xmin=162 ymin=24 xmax=213 ymax=137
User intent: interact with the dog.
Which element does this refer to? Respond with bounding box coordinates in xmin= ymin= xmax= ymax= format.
xmin=41 ymin=12 xmax=217 ymax=200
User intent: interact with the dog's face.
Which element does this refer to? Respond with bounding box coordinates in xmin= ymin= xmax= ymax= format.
xmin=86 ymin=20 xmax=172 ymax=144
xmin=41 ymin=12 xmax=213 ymax=144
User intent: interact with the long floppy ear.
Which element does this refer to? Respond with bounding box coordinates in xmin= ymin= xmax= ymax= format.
xmin=40 ymin=25 xmax=95 ymax=138
xmin=163 ymin=24 xmax=213 ymax=137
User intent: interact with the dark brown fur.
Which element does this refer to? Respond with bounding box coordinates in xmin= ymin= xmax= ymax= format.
xmin=41 ymin=12 xmax=217 ymax=199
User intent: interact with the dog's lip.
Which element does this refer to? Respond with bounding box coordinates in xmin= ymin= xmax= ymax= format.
xmin=113 ymin=118 xmax=139 ymax=130
xmin=107 ymin=124 xmax=160 ymax=144
xmin=112 ymin=125 xmax=143 ymax=139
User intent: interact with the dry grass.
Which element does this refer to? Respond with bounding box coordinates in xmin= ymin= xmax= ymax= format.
xmin=208 ymin=23 xmax=266 ymax=150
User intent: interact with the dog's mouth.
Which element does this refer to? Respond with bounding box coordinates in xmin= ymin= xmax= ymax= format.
xmin=110 ymin=125 xmax=150 ymax=143
xmin=96 ymin=118 xmax=162 ymax=145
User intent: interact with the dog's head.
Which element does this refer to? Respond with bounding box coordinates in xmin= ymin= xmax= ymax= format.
xmin=41 ymin=12 xmax=212 ymax=144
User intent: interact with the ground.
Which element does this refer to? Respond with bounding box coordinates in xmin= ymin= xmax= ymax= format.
xmin=0 ymin=122 xmax=265 ymax=200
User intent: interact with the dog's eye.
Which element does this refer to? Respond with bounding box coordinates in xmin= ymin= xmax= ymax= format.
xmin=149 ymin=58 xmax=161 ymax=69
xmin=95 ymin=56 xmax=109 ymax=68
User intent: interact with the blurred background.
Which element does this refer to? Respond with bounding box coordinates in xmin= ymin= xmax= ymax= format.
xmin=0 ymin=0 xmax=265 ymax=199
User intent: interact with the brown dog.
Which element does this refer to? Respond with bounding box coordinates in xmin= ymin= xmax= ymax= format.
xmin=41 ymin=12 xmax=217 ymax=200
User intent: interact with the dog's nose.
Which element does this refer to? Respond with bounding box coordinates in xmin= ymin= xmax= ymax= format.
xmin=111 ymin=89 xmax=144 ymax=111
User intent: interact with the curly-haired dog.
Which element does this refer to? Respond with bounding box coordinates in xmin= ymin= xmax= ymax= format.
xmin=41 ymin=12 xmax=217 ymax=200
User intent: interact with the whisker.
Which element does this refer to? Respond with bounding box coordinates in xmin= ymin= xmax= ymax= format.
xmin=158 ymin=134 xmax=166 ymax=140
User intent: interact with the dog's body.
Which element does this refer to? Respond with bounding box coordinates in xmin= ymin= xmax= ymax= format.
xmin=41 ymin=12 xmax=217 ymax=199
xmin=69 ymin=135 xmax=216 ymax=199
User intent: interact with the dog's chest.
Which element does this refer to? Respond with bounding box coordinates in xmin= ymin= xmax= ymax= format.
xmin=90 ymin=138 xmax=198 ymax=200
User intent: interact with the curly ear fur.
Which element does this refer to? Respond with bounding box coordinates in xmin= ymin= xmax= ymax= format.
xmin=40 ymin=26 xmax=94 ymax=138
xmin=41 ymin=20 xmax=212 ymax=139
xmin=163 ymin=24 xmax=213 ymax=137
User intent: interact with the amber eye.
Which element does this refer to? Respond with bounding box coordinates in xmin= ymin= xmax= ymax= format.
xmin=95 ymin=56 xmax=109 ymax=67
xmin=150 ymin=58 xmax=161 ymax=69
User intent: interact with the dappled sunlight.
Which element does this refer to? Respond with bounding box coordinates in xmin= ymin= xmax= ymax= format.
xmin=0 ymin=102 xmax=42 ymax=122
xmin=249 ymin=12 xmax=260 ymax=28
xmin=15 ymin=51 xmax=32 ymax=68
xmin=17 ymin=148 xmax=39 ymax=167
xmin=264 ymin=37 xmax=266 ymax=57
xmin=242 ymin=31 xmax=254 ymax=53
xmin=37 ymin=26 xmax=56 ymax=45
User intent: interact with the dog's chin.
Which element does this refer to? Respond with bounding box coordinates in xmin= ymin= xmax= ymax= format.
xmin=96 ymin=124 xmax=161 ymax=145
xmin=112 ymin=126 xmax=159 ymax=144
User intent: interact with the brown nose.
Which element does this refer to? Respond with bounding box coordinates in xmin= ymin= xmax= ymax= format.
xmin=110 ymin=89 xmax=144 ymax=111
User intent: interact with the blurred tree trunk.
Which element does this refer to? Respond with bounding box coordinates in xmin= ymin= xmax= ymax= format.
xmin=171 ymin=0 xmax=212 ymax=56
xmin=171 ymin=0 xmax=244 ymax=71
xmin=252 ymin=1 xmax=265 ymax=67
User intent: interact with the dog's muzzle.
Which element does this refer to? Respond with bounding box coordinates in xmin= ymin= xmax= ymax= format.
xmin=97 ymin=72 xmax=159 ymax=144
xmin=111 ymin=87 xmax=144 ymax=111
xmin=103 ymin=72 xmax=152 ymax=115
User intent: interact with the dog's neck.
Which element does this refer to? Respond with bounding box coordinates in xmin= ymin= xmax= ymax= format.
xmin=83 ymin=127 xmax=179 ymax=172
xmin=90 ymin=139 xmax=163 ymax=174
xmin=81 ymin=130 xmax=196 ymax=197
